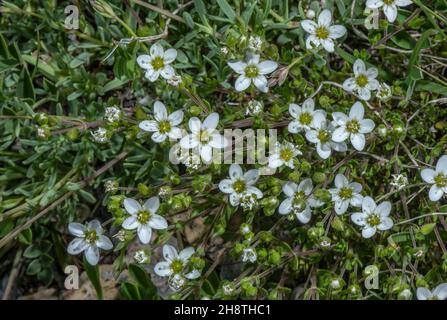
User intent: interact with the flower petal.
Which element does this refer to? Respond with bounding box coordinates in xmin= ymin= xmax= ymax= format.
xmin=433 ymin=283 xmax=447 ymax=300
xmin=334 ymin=174 xmax=348 ymax=188
xmin=366 ymin=0 xmax=385 ymax=9
xmin=332 ymin=127 xmax=349 ymax=142
xmin=145 ymin=69 xmax=159 ymax=82
xmin=160 ymin=65 xmax=175 ymax=79
xmin=296 ymin=207 xmax=312 ymax=224
xmin=278 ymin=198 xmax=292 ymax=215
xmin=362 ymin=196 xmax=377 ymax=213
xmin=154 ymin=261 xmax=172 ymax=277
xmin=139 ymin=120 xmax=158 ymax=132
xmin=228 ymin=61 xmax=247 ymax=74
xmin=163 ymin=244 xmax=178 ymax=261
xmin=349 ymin=102 xmax=364 ymax=120
xmin=416 ymin=287 xmax=432 ymax=300
xmin=421 ymin=168 xmax=436 ymax=183
xmin=151 ymin=132 xmax=167 ymax=143
xmin=376 ymin=201 xmax=392 ymax=217
xmin=301 ymin=20 xmax=318 ymax=33
xmin=67 ymin=238 xmax=88 ymax=255
xmin=180 ymin=134 xmax=199 ymax=149
xmin=318 ymin=9 xmax=332 ymax=27
xmin=229 ymin=164 xmax=243 ymax=180
xmin=150 ymin=43 xmax=164 ymax=57
xmin=353 ymin=59 xmax=366 ymax=76
xmin=436 ymin=155 xmax=447 ymax=174
xmin=96 ymin=235 xmax=113 ymax=250
xmin=343 ymin=78 xmax=357 ymax=91
xmin=357 ymin=87 xmax=371 ymax=101
xmin=235 ymin=75 xmax=251 ymax=91
xmin=203 ymin=113 xmax=219 ymax=130
xmin=359 ymin=119 xmax=375 ymax=133
xmin=377 ymin=217 xmax=393 ymax=230
xmin=335 ymin=200 xmax=349 ymax=215
xmin=122 ymin=216 xmax=139 ymax=230
xmin=429 ymin=185 xmax=444 ymax=201
xmin=148 ymin=214 xmax=168 ymax=230
xmin=153 ymin=101 xmax=167 ymax=122
xmin=85 ymin=246 xmax=100 ymax=265
xmin=163 ymin=48 xmax=177 ymax=64
xmin=351 ymin=212 xmax=366 ymax=226
xmin=329 ymin=25 xmax=346 ymax=39
xmin=185 ymin=269 xmax=201 ymax=280
xmin=219 ymin=179 xmax=234 ymax=194
xmin=137 ymin=225 xmax=152 ymax=244
xmin=362 ymin=226 xmax=377 ymax=238
xmin=298 ymin=178 xmax=313 ymax=195
xmin=383 ymin=4 xmax=398 ymax=23
xmin=136 ymin=55 xmax=152 ymax=69
xmin=253 ymin=75 xmax=268 ymax=93
xmin=244 ymin=169 xmax=259 ymax=185
xmin=168 ymin=110 xmax=184 ymax=126
xmin=200 ymin=145 xmax=213 ymax=163
xmin=68 ymin=223 xmax=86 ymax=237
xmin=143 ymin=196 xmax=160 ymax=213
xmin=179 ymin=247 xmax=195 ymax=261
xmin=189 ymin=117 xmax=201 ymax=134
xmin=257 ymin=60 xmax=278 ymax=74
xmin=320 ymin=39 xmax=335 ymax=52
xmin=124 ymin=198 xmax=141 ymax=215
xmin=351 ymin=133 xmax=366 ymax=151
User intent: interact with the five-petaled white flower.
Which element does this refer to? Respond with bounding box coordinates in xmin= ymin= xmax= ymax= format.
xmin=278 ymin=179 xmax=323 ymax=223
xmin=351 ymin=196 xmax=393 ymax=238
xmin=122 ymin=197 xmax=168 ymax=244
xmin=268 ymin=142 xmax=302 ymax=169
xmin=137 ymin=43 xmax=177 ymax=82
xmin=305 ymin=116 xmax=347 ymax=159
xmin=154 ymin=244 xmax=201 ymax=290
xmin=421 ymin=155 xmax=447 ymax=201
xmin=366 ymin=0 xmax=413 ymax=23
xmin=329 ymin=174 xmax=363 ymax=215
xmin=331 ymin=101 xmax=375 ymax=151
xmin=139 ymin=101 xmax=183 ymax=143
xmin=67 ymin=219 xmax=113 ymax=266
xmin=301 ymin=9 xmax=347 ymax=53
xmin=228 ymin=54 xmax=278 ymax=93
xmin=288 ymin=98 xmax=326 ymax=133
xmin=218 ymin=164 xmax=263 ymax=207
xmin=417 ymin=283 xmax=447 ymax=300
xmin=179 ymin=113 xmax=227 ymax=163
xmin=343 ymin=59 xmax=380 ymax=101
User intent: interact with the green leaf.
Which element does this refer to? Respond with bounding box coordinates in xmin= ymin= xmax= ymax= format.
xmin=128 ymin=263 xmax=154 ymax=289
xmin=26 ymin=259 xmax=42 ymax=275
xmin=420 ymin=223 xmax=436 ymax=235
xmin=83 ymin=257 xmax=103 ymax=300
xmin=407 ymin=29 xmax=433 ymax=81
xmin=216 ymin=0 xmax=236 ymax=22
xmin=16 ymin=68 xmax=35 ymax=100
xmin=120 ymin=282 xmax=141 ymax=300
xmin=24 ymin=244 xmax=41 ymax=259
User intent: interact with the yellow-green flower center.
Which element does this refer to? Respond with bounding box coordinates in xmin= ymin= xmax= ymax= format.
xmin=280 ymin=147 xmax=294 ymax=161
xmin=356 ymin=74 xmax=369 ymax=88
xmin=233 ymin=180 xmax=246 ymax=193
xmin=434 ymin=173 xmax=447 ymax=188
xmin=317 ymin=129 xmax=330 ymax=143
xmin=170 ymin=259 xmax=184 ymax=273
xmin=383 ymin=0 xmax=394 ymax=4
xmin=85 ymin=230 xmax=98 ymax=244
xmin=338 ymin=187 xmax=353 ymax=200
xmin=137 ymin=210 xmax=152 ymax=224
xmin=244 ymin=65 xmax=259 ymax=78
xmin=315 ymin=26 xmax=329 ymax=40
xmin=158 ymin=120 xmax=171 ymax=134
xmin=199 ymin=130 xmax=210 ymax=143
xmin=299 ymin=112 xmax=312 ymax=125
xmin=366 ymin=214 xmax=381 ymax=227
xmin=151 ymin=56 xmax=165 ymax=70
xmin=294 ymin=191 xmax=306 ymax=202
xmin=346 ymin=119 xmax=360 ymax=133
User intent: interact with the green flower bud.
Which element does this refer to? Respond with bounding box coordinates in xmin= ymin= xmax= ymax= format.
xmin=137 ymin=183 xmax=151 ymax=196
xmin=268 ymin=250 xmax=281 ymax=265
xmin=312 ymin=172 xmax=326 ymax=184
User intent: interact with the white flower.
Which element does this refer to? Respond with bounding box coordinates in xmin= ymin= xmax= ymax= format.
xmin=398 ymin=288 xmax=412 ymax=300
xmin=417 ymin=283 xmax=447 ymax=300
xmin=390 ymin=173 xmax=408 ymax=190
xmin=366 ymin=0 xmax=413 ymax=23
xmin=329 ymin=174 xmax=363 ymax=215
xmin=167 ymin=74 xmax=182 ymax=87
xmin=421 ymin=155 xmax=447 ymax=201
xmin=248 ymin=35 xmax=263 ymax=51
xmin=222 ymin=283 xmax=235 ymax=296
xmin=134 ymin=250 xmax=149 ymax=264
xmin=331 ymin=101 xmax=375 ymax=151
xmin=67 ymin=219 xmax=113 ymax=266
xmin=376 ymin=82 xmax=392 ymax=101
xmin=288 ymin=98 xmax=326 ymax=133
xmin=154 ymin=244 xmax=201 ymax=290
xmin=104 ymin=106 xmax=121 ymax=123
xmin=306 ymin=9 xmax=316 ymax=19
xmin=179 ymin=113 xmax=227 ymax=163
xmin=121 ymin=197 xmax=168 ymax=244
xmin=242 ymin=248 xmax=257 ymax=263
xmin=278 ymin=179 xmax=323 ymax=224
xmin=91 ymin=127 xmax=108 ymax=143
xmin=137 ymin=43 xmax=177 ymax=82
xmin=343 ymin=59 xmax=380 ymax=101
xmin=246 ymin=100 xmax=263 ymax=115
xmin=139 ymin=101 xmax=184 ymax=143
xmin=305 ymin=117 xmax=347 ymax=159
xmin=218 ymin=164 xmax=263 ymax=207
xmin=228 ymin=54 xmax=278 ymax=93
xmin=113 ymin=230 xmax=126 ymax=242
xmin=301 ymin=9 xmax=347 ymax=53
xmin=268 ymin=142 xmax=302 ymax=169
xmin=351 ymin=196 xmax=393 ymax=238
